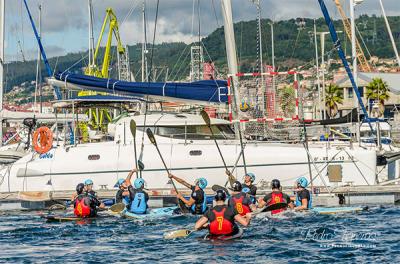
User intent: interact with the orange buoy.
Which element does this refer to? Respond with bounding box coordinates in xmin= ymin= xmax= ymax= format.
xmin=32 ymin=127 xmax=53 ymax=154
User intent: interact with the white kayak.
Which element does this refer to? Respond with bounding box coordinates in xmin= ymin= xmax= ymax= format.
xmin=121 ymin=206 xmax=179 ymax=219
xmin=311 ymin=206 xmax=367 ymax=215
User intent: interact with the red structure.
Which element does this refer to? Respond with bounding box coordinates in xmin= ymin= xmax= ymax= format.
xmin=203 ymin=62 xmax=215 ymax=80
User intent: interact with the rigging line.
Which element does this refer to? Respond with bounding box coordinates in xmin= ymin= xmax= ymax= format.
xmin=170 ymin=49 xmax=191 ymax=81
xmin=197 ymin=0 xmax=201 ymax=79
xmin=61 ymin=53 xmax=89 ymax=74
xmin=121 ymin=0 xmax=140 ymax=27
xmin=289 ymin=29 xmax=301 ymax=60
xmin=211 ymin=0 xmax=220 ymax=28
xmin=168 ymin=45 xmax=190 ymax=80
xmin=355 ymin=24 xmax=372 ymax=59
xmin=201 ymin=41 xmax=221 ymax=76
xmin=139 ymin=0 xmax=160 ymax=160
xmin=191 ymin=0 xmax=195 ymax=40
xmin=170 ymin=50 xmax=191 ymax=81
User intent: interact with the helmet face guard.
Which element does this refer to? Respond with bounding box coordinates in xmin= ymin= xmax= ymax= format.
xmin=214 ymin=189 xmax=227 ymax=201
xmin=271 ymin=179 xmax=281 ymax=189
xmin=232 ymin=181 xmax=242 ymax=192
xmin=245 ymin=173 xmax=255 ymax=183
xmin=134 ymin=178 xmax=145 ymax=189
xmin=84 ymin=179 xmax=93 ymax=186
xmin=196 ymin=178 xmax=208 ymax=189
xmin=296 ymin=177 xmax=308 ymax=188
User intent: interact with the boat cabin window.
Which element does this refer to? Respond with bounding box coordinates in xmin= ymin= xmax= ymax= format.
xmin=155 ymin=125 xmax=235 ymax=140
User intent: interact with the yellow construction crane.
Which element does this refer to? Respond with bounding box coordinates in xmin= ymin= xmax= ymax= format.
xmin=81 ymin=8 xmax=128 ymax=132
xmin=333 ymin=0 xmax=371 ymax=72
xmin=85 ymin=8 xmax=126 ymax=78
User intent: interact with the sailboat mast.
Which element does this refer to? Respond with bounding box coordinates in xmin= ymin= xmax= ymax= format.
xmin=379 ymin=0 xmax=400 ymax=67
xmin=88 ymin=0 xmax=95 ymax=67
xmin=221 ymin=0 xmax=239 ymax=118
xmin=0 ymin=0 xmax=4 ymax=146
xmin=141 ymin=0 xmax=147 ymax=82
xmin=35 ymin=4 xmax=42 ymax=113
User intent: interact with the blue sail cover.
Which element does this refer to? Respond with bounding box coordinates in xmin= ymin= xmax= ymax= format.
xmin=54 ymin=72 xmax=228 ymax=103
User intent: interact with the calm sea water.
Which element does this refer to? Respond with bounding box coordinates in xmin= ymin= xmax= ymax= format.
xmin=0 ymin=205 xmax=399 ymax=263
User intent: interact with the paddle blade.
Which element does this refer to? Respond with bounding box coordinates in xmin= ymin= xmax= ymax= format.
xmin=109 ymin=203 xmax=126 ymax=213
xmin=200 ymin=110 xmax=211 ymax=126
xmin=138 ymin=159 xmax=145 ymax=171
xmin=146 ymin=128 xmax=156 ymax=145
xmin=130 ymin=120 xmax=137 ymax=138
xmin=164 ymin=229 xmax=193 ymax=240
xmin=211 ymin=184 xmax=230 ymax=196
xmin=262 ymin=202 xmax=288 ymax=213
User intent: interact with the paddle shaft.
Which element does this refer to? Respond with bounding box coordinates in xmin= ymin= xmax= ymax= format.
xmin=133 ymin=135 xmax=140 ymax=178
xmin=236 ymin=124 xmax=247 ymax=175
xmin=210 ymin=131 xmax=228 ymax=170
xmin=153 ymin=141 xmax=180 ymax=194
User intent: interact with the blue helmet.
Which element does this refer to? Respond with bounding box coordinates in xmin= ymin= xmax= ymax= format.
xmin=195 ymin=178 xmax=208 ymax=189
xmin=297 ymin=177 xmax=308 ymax=188
xmin=245 ymin=173 xmax=256 ymax=182
xmin=114 ymin=179 xmax=125 ymax=188
xmin=84 ymin=179 xmax=93 ymax=186
xmin=134 ymin=178 xmax=145 ymax=189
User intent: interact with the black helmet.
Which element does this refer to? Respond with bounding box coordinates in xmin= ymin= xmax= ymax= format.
xmin=76 ymin=183 xmax=85 ymax=195
xmin=271 ymin=179 xmax=281 ymax=189
xmin=214 ymin=189 xmax=227 ymax=201
xmin=232 ymin=181 xmax=242 ymax=192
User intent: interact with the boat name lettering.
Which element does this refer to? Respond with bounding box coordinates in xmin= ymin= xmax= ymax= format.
xmin=88 ymin=155 xmax=100 ymax=160
xmin=39 ymin=153 xmax=53 ymax=159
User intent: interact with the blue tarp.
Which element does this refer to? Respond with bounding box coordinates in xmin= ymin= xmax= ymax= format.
xmin=55 ymin=72 xmax=228 ymax=103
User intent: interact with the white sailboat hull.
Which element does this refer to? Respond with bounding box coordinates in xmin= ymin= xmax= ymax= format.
xmin=0 ymin=136 xmax=377 ymax=193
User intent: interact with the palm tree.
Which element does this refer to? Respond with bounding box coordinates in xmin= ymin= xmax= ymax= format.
xmin=325 ymin=84 xmax=343 ymax=118
xmin=278 ymin=85 xmax=295 ymax=117
xmin=366 ymin=78 xmax=389 ymax=116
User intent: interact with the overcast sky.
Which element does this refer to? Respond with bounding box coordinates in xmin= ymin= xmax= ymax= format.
xmin=4 ymin=0 xmax=400 ymax=61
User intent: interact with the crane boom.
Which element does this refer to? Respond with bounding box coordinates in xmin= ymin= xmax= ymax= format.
xmin=85 ymin=8 xmax=126 ymax=78
xmin=333 ymin=0 xmax=371 ymax=72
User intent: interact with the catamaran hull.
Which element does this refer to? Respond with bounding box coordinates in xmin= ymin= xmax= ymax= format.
xmin=0 ymin=138 xmax=377 ymax=193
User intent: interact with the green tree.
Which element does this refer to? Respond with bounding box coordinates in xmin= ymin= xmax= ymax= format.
xmin=325 ymin=84 xmax=343 ymax=118
xmin=278 ymin=85 xmax=295 ymax=117
xmin=365 ymin=78 xmax=389 ymax=116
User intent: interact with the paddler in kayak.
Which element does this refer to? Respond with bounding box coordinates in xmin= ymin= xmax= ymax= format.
xmin=257 ymin=179 xmax=293 ymax=214
xmin=83 ymin=179 xmax=105 ymax=212
xmin=115 ymin=168 xmax=138 ymax=205
xmin=293 ymin=177 xmax=312 ymax=210
xmin=168 ymin=173 xmax=208 ymax=215
xmin=242 ymin=173 xmax=257 ymax=204
xmin=70 ymin=183 xmax=84 ymax=204
xmin=73 ymin=182 xmax=104 ymax=217
xmin=195 ymin=189 xmax=251 ymax=238
xmin=228 ymin=181 xmax=256 ymax=216
xmin=126 ymin=177 xmax=149 ymax=214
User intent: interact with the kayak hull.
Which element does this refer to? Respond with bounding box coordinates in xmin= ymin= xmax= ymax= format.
xmin=204 ymin=227 xmax=244 ymax=241
xmin=44 ymin=215 xmax=97 ymax=222
xmin=122 ymin=206 xmax=179 ymax=219
xmin=312 ymin=206 xmax=367 ymax=215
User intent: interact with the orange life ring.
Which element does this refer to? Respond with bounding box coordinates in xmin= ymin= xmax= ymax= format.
xmin=32 ymin=126 xmax=53 ymax=154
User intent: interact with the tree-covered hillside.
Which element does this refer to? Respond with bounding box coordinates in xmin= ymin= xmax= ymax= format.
xmin=4 ymin=15 xmax=400 ymax=92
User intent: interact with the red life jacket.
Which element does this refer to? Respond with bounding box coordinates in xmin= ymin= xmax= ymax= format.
xmin=74 ymin=195 xmax=91 ymax=217
xmin=268 ymin=192 xmax=285 ymax=215
xmin=209 ymin=208 xmax=234 ymax=235
xmin=232 ymin=194 xmax=251 ymax=216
